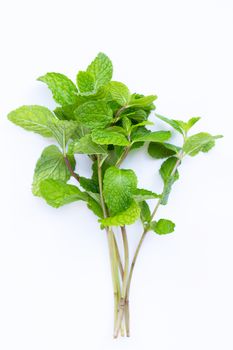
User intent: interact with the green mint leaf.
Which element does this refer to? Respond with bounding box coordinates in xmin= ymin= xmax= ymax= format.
xmin=74 ymin=100 xmax=113 ymax=129
xmin=150 ymin=219 xmax=175 ymax=235
xmin=8 ymin=105 xmax=57 ymax=137
xmin=69 ymin=134 xmax=107 ymax=155
xmin=133 ymin=188 xmax=160 ymax=201
xmin=129 ymin=95 xmax=157 ymax=108
xmin=103 ymin=166 xmax=137 ymax=215
xmin=76 ymin=71 xmax=95 ymax=95
xmin=100 ymin=200 xmax=140 ymax=227
xmin=186 ymin=117 xmax=201 ymax=131
xmin=139 ymin=201 xmax=151 ymax=224
xmin=106 ymin=81 xmax=131 ymax=106
xmin=131 ymin=130 xmax=171 ymax=143
xmin=183 ymin=132 xmax=223 ymax=156
xmin=124 ymin=109 xmax=148 ymax=122
xmin=32 ymin=145 xmax=75 ymax=196
xmin=91 ymin=129 xmax=130 ymax=146
xmin=38 ymin=73 xmax=78 ymax=106
xmin=54 ymin=104 xmax=79 ymax=121
xmin=79 ymin=176 xmax=99 ymax=193
xmin=159 ymin=157 xmax=179 ymax=205
xmin=122 ymin=117 xmax=132 ymax=134
xmin=131 ymin=121 xmax=154 ymax=130
xmin=40 ymin=179 xmax=87 ymax=208
xmin=87 ymin=195 xmax=103 ymax=218
xmin=86 ymin=52 xmax=113 ymax=90
xmin=155 ymin=113 xmax=184 ymax=134
xmin=48 ymin=120 xmax=79 ymax=148
xmin=148 ymin=142 xmax=180 ymax=159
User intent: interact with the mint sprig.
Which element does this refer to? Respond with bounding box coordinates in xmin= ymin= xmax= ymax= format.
xmin=7 ymin=52 xmax=222 ymax=338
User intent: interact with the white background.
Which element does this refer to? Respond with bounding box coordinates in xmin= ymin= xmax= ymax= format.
xmin=0 ymin=0 xmax=232 ymax=349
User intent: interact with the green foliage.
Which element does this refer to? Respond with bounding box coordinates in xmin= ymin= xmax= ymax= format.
xmin=86 ymin=52 xmax=113 ymax=90
xmin=100 ymin=200 xmax=140 ymax=227
xmin=148 ymin=142 xmax=180 ymax=159
xmin=69 ymin=134 xmax=107 ymax=155
xmin=8 ymin=105 xmax=57 ymax=137
xmin=48 ymin=119 xmax=79 ymax=148
xmin=129 ymin=95 xmax=157 ymax=108
xmin=40 ymin=179 xmax=87 ymax=208
xmin=133 ymin=188 xmax=160 ymax=201
xmin=139 ymin=201 xmax=151 ymax=224
xmin=183 ymin=132 xmax=223 ymax=156
xmin=38 ymin=72 xmax=78 ymax=105
xmin=106 ymin=81 xmax=131 ymax=106
xmin=32 ymin=145 xmax=75 ymax=196
xmin=150 ymin=219 xmax=175 ymax=235
xmin=8 ymin=52 xmax=222 ymax=337
xmin=103 ymin=166 xmax=137 ymax=215
xmin=159 ymin=157 xmax=179 ymax=205
xmin=74 ymin=100 xmax=113 ymax=129
xmin=131 ymin=130 xmax=171 ymax=143
xmin=76 ymin=71 xmax=95 ymax=95
xmin=91 ymin=129 xmax=130 ymax=146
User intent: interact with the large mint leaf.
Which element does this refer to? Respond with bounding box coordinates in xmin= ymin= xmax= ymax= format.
xmin=87 ymin=52 xmax=113 ymax=89
xmin=40 ymin=179 xmax=87 ymax=208
xmin=91 ymin=129 xmax=130 ymax=146
xmin=103 ymin=166 xmax=137 ymax=215
xmin=32 ymin=145 xmax=75 ymax=196
xmin=106 ymin=81 xmax=131 ymax=106
xmin=76 ymin=71 xmax=95 ymax=95
xmin=183 ymin=132 xmax=222 ymax=156
xmin=150 ymin=219 xmax=175 ymax=235
xmin=69 ymin=134 xmax=107 ymax=155
xmin=38 ymin=73 xmax=78 ymax=105
xmin=159 ymin=157 xmax=179 ymax=205
xmin=8 ymin=105 xmax=56 ymax=137
xmin=100 ymin=200 xmax=140 ymax=227
xmin=74 ymin=101 xmax=113 ymax=129
xmin=132 ymin=130 xmax=171 ymax=143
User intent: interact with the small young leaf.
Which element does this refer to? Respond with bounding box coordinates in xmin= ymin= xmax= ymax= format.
xmin=8 ymin=105 xmax=57 ymax=137
xmin=74 ymin=100 xmax=113 ymax=129
xmin=139 ymin=201 xmax=151 ymax=224
xmin=87 ymin=52 xmax=113 ymax=89
xmin=132 ymin=130 xmax=171 ymax=143
xmin=186 ymin=117 xmax=201 ymax=131
xmin=150 ymin=219 xmax=175 ymax=235
xmin=79 ymin=176 xmax=99 ymax=193
xmin=106 ymin=81 xmax=131 ymax=106
xmin=148 ymin=142 xmax=179 ymax=159
xmin=100 ymin=200 xmax=140 ymax=227
xmin=32 ymin=145 xmax=75 ymax=196
xmin=91 ymin=129 xmax=130 ymax=146
xmin=38 ymin=73 xmax=78 ymax=105
xmin=76 ymin=71 xmax=95 ymax=95
xmin=103 ymin=166 xmax=137 ymax=215
xmin=159 ymin=157 xmax=179 ymax=205
xmin=69 ymin=134 xmax=107 ymax=155
xmin=87 ymin=195 xmax=103 ymax=218
xmin=40 ymin=179 xmax=87 ymax=208
xmin=183 ymin=132 xmax=223 ymax=156
xmin=129 ymin=95 xmax=157 ymax=108
xmin=155 ymin=114 xmax=183 ymax=134
xmin=133 ymin=188 xmax=160 ymax=201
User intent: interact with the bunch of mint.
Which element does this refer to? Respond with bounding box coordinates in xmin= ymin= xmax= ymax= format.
xmin=8 ymin=53 xmax=222 ymax=338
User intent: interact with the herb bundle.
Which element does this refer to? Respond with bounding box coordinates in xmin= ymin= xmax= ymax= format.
xmin=8 ymin=53 xmax=222 ymax=338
